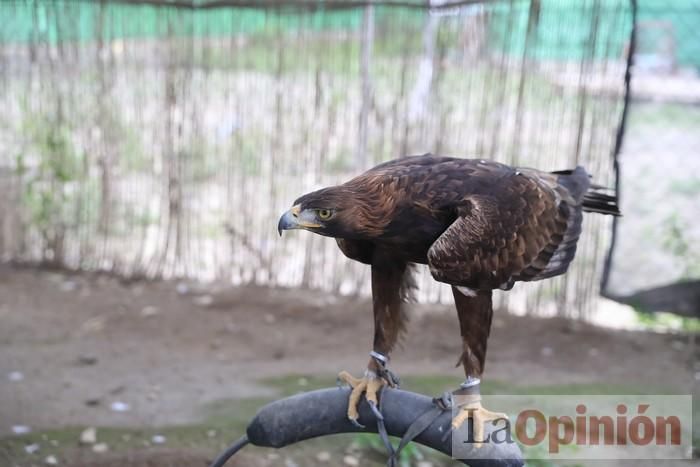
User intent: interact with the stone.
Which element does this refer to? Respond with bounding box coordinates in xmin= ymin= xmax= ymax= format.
xmin=92 ymin=443 xmax=109 ymax=453
xmin=141 ymin=306 xmax=159 ymax=317
xmin=24 ymin=443 xmax=40 ymax=454
xmin=109 ymin=401 xmax=130 ymax=412
xmin=79 ymin=427 xmax=97 ymax=445
xmin=12 ymin=425 xmax=31 ymax=434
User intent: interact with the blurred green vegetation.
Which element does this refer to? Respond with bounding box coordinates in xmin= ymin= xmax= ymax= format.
xmin=635 ymin=310 xmax=700 ymax=333
xmin=629 ymin=102 xmax=700 ymax=129
xmin=662 ymin=213 xmax=700 ymax=279
xmin=669 ymin=177 xmax=700 ymax=198
xmin=18 ymin=110 xmax=85 ymax=256
xmin=7 ymin=1 xmax=698 ymax=68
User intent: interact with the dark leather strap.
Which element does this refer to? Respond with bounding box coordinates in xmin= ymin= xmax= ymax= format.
xmin=379 ymin=392 xmax=453 ymax=467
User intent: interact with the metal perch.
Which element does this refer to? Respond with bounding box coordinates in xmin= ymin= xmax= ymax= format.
xmin=210 ymin=387 xmax=523 ymax=467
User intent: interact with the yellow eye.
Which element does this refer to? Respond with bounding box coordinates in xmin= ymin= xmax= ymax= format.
xmin=317 ymin=209 xmax=332 ymax=220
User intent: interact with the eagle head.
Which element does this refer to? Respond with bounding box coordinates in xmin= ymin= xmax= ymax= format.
xmin=278 ymin=186 xmax=378 ymax=239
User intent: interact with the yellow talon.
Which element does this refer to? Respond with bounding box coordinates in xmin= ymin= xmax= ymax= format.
xmin=452 ymin=399 xmax=508 ymax=448
xmin=338 ymin=370 xmax=386 ymax=423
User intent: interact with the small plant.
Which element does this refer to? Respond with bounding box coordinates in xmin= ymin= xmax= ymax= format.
xmin=352 ymin=432 xmax=428 ymax=466
xmin=636 ymin=310 xmax=700 ymax=333
xmin=662 ymin=214 xmax=700 ymax=278
xmin=18 ymin=109 xmax=85 ymax=263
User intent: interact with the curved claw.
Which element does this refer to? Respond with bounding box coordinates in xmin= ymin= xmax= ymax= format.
xmin=383 ymin=369 xmax=401 ymax=388
xmin=349 ymin=417 xmax=365 ymax=429
xmin=368 ymin=400 xmax=384 ymax=421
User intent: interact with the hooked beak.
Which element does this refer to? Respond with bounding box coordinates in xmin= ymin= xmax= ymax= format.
xmin=278 ymin=204 xmax=321 ymax=236
xmin=277 ymin=204 xmax=321 ymax=237
xmin=277 ymin=205 xmax=300 ymax=236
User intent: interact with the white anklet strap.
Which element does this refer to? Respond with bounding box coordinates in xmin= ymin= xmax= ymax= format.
xmin=460 ymin=376 xmax=481 ymax=389
xmin=369 ymin=351 xmax=400 ymax=388
xmin=370 ymin=351 xmax=389 ymax=366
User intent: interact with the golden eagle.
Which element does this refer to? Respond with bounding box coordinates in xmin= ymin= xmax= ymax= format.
xmin=278 ymin=154 xmax=619 ymax=434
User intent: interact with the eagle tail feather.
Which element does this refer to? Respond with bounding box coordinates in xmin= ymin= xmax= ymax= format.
xmin=530 ymin=166 xmax=619 ymax=282
xmin=552 ymin=166 xmax=620 ymax=217
xmin=582 ymin=191 xmax=621 ymax=217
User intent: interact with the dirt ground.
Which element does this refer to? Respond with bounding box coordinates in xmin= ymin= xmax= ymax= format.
xmin=0 ymin=264 xmax=697 ymax=466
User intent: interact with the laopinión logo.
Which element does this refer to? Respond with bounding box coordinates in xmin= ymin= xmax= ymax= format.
xmin=451 ymin=395 xmax=693 ymax=460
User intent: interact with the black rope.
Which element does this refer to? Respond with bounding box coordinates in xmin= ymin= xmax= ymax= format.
xmin=600 ymin=0 xmax=636 ymax=297
xmin=388 ymin=392 xmax=452 ymax=465
xmin=208 ymin=435 xmax=249 ymax=467
xmin=375 ymin=390 xmax=453 ymax=467
xmin=374 ymin=387 xmax=398 ymax=466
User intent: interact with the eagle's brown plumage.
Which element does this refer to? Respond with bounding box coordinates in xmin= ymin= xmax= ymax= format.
xmin=279 ymin=154 xmax=619 ymax=397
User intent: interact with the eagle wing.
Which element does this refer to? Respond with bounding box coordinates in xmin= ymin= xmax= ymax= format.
xmin=427 ymin=169 xmax=571 ymax=290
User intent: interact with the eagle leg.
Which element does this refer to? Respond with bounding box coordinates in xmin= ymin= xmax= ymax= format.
xmin=450 ymin=287 xmax=507 ymax=447
xmin=335 ymin=259 xmax=409 ymax=426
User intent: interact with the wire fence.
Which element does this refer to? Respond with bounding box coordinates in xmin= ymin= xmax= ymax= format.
xmin=0 ymin=0 xmax=636 ymax=319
